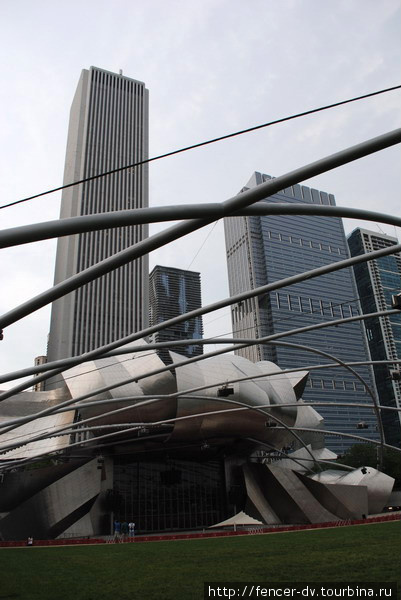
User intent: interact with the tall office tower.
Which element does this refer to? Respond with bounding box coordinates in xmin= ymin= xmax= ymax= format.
xmin=149 ymin=265 xmax=203 ymax=364
xmin=224 ymin=172 xmax=378 ymax=453
xmin=348 ymin=228 xmax=401 ymax=446
xmin=32 ymin=356 xmax=47 ymax=392
xmin=47 ymin=67 xmax=149 ymax=365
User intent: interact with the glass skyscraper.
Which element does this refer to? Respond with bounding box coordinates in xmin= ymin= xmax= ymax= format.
xmin=224 ymin=172 xmax=379 ymax=453
xmin=47 ymin=67 xmax=149 ymax=364
xmin=348 ymin=228 xmax=401 ymax=446
xmin=149 ymin=265 xmax=203 ymax=364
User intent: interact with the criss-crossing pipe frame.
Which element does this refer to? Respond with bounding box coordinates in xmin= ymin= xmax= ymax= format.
xmin=0 ymin=128 xmax=401 ymax=473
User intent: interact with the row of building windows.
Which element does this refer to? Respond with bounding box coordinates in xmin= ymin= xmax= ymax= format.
xmin=92 ymin=67 xmax=144 ymax=95
xmin=270 ymin=292 xmax=359 ymax=318
xmin=261 ymin=229 xmax=345 ymax=255
xmin=380 ymin=271 xmax=401 ymax=289
xmin=305 ymin=378 xmax=367 ymax=392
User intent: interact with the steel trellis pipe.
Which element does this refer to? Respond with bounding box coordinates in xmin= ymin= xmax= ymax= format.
xmin=0 ymin=394 xmax=320 ymax=471
xmin=0 ymin=345 xmax=387 ymax=450
xmin=0 ymin=256 xmax=400 ymax=401
xmin=3 ymin=413 xmax=399 ymax=473
xmin=263 ymin=340 xmax=385 ymax=470
xmin=8 ymin=331 xmax=385 ymax=468
xmin=1 ymin=128 xmax=400 ymax=330
xmin=2 ymin=203 xmax=401 ymax=249
xmin=2 ymin=397 xmax=400 ymax=463
xmin=1 ymin=307 xmax=399 ymax=413
xmin=2 ymin=335 xmax=401 ymax=384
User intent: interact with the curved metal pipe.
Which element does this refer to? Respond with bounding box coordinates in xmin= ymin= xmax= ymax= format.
xmin=0 ymin=325 xmax=389 ymax=431
xmin=0 ymin=393 xmax=318 ymax=470
xmin=272 ymin=426 xmax=401 ymax=453
xmin=2 ymin=336 xmax=400 ymax=384
xmin=263 ymin=340 xmax=385 ymax=470
xmin=0 ymin=341 xmax=386 ymax=465
xmin=0 ymin=280 xmax=399 ymax=397
xmin=1 ymin=128 xmax=400 ymax=329
xmin=1 ymin=309 xmax=398 ymax=431
xmin=3 ymin=416 xmax=400 ymax=474
xmin=0 ymin=356 xmax=320 ymax=467
xmin=2 ymin=203 xmax=401 ymax=249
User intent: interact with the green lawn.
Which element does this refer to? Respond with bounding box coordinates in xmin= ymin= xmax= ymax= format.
xmin=0 ymin=522 xmax=399 ymax=600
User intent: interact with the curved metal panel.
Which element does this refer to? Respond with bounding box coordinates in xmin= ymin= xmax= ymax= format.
xmin=311 ymin=467 xmax=394 ymax=514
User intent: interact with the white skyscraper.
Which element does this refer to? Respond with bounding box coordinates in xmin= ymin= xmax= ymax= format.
xmin=47 ymin=67 xmax=149 ymax=363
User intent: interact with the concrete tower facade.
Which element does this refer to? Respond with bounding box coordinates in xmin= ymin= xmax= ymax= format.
xmin=224 ymin=172 xmax=379 ymax=453
xmin=348 ymin=228 xmax=401 ymax=446
xmin=47 ymin=67 xmax=149 ymax=363
xmin=149 ymin=265 xmax=203 ymax=364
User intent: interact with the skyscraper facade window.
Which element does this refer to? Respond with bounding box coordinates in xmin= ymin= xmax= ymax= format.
xmin=149 ymin=265 xmax=203 ymax=364
xmin=348 ymin=228 xmax=401 ymax=446
xmin=224 ymin=172 xmax=379 ymax=453
xmin=47 ymin=67 xmax=149 ymax=364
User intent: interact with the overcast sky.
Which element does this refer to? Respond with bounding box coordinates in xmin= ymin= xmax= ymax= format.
xmin=0 ymin=0 xmax=400 ymax=389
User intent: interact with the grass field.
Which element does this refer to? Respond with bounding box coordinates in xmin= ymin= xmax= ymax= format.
xmin=0 ymin=522 xmax=399 ymax=600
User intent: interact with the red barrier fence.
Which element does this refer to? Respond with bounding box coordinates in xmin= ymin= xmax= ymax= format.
xmin=0 ymin=513 xmax=399 ymax=548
